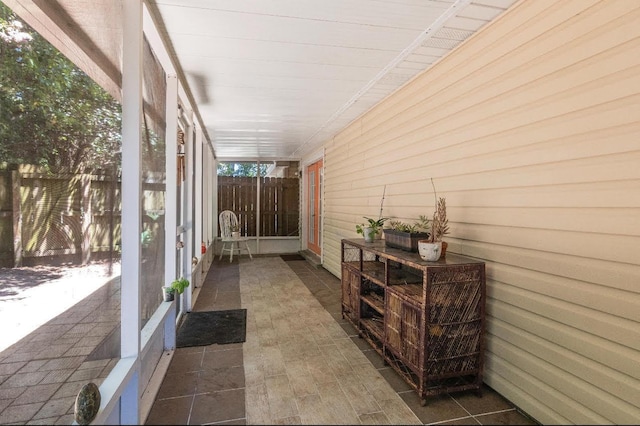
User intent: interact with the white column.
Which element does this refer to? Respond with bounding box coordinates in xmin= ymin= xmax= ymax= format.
xmin=211 ymin=156 xmax=220 ymax=246
xmin=211 ymin=154 xmax=218 ymax=248
xmin=120 ymin=0 xmax=142 ymax=423
xmin=183 ymin=118 xmax=194 ymax=313
xmin=165 ymin=75 xmax=178 ymax=286
xmin=194 ymin=125 xmax=203 ymax=265
xmin=202 ymin=146 xmax=209 ymax=252
xmin=163 ymin=75 xmax=178 ymax=345
xmin=256 ymin=160 xmax=261 ymax=254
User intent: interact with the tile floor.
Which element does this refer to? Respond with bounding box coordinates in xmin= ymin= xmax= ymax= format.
xmin=146 ymin=256 xmax=539 ymax=425
xmin=0 ymin=254 xmax=538 ymax=425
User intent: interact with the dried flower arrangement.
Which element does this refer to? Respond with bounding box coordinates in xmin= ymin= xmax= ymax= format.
xmin=427 ymin=178 xmax=449 ymax=243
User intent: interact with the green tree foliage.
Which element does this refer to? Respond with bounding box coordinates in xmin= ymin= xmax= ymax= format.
xmin=217 ymin=161 xmax=269 ymax=177
xmin=0 ymin=3 xmax=121 ymax=173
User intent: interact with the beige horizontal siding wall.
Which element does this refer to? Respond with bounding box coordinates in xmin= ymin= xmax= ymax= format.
xmin=319 ymin=0 xmax=640 ymax=424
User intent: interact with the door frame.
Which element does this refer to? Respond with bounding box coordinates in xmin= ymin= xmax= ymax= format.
xmin=305 ymin=157 xmax=323 ymax=257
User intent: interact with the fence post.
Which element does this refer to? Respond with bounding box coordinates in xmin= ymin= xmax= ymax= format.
xmin=12 ymin=170 xmax=22 ymax=267
xmin=81 ymin=174 xmax=92 ymax=265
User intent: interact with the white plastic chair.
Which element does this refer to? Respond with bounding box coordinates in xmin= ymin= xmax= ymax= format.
xmin=218 ymin=210 xmax=253 ymax=262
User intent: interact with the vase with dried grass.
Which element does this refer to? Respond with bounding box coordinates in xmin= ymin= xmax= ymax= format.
xmin=418 ymin=178 xmax=450 ymax=261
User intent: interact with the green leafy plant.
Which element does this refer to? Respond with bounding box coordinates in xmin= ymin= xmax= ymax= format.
xmin=356 ymin=216 xmax=388 ymax=236
xmin=355 ymin=186 xmax=388 ymax=238
xmin=388 ymin=220 xmax=417 ymax=233
xmin=170 ymin=277 xmax=190 ymax=294
xmin=388 ymin=215 xmax=430 ymax=234
xmin=0 ymin=4 xmax=122 ymax=173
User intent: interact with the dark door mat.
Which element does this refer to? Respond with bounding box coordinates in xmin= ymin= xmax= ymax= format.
xmin=280 ymin=253 xmax=305 ymax=261
xmin=176 ymin=309 xmax=247 ymax=347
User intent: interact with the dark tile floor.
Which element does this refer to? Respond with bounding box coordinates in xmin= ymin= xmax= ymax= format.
xmin=146 ymin=255 xmax=539 ymax=425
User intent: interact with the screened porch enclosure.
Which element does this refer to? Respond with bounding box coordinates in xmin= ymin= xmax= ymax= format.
xmin=2 ymin=0 xmax=639 ymax=425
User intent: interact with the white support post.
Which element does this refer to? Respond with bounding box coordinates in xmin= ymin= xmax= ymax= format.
xmin=164 ymin=74 xmax=178 ymax=348
xmin=165 ymin=75 xmax=178 ymax=287
xmin=194 ymin=126 xmax=203 ymax=267
xmin=208 ymin=150 xmax=215 ymax=248
xmin=120 ymin=370 xmax=139 ymax=426
xmin=211 ymin=154 xmax=216 ymax=258
xmin=256 ymin=160 xmax=261 ymax=254
xmin=183 ymin=119 xmax=194 ymax=312
xmin=211 ymin=156 xmax=218 ymax=253
xmin=202 ymin=147 xmax=209 ymax=255
xmin=120 ymin=0 xmax=142 ymax=423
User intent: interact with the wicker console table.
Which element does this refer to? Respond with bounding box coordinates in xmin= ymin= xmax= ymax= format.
xmin=341 ymin=238 xmax=486 ymax=405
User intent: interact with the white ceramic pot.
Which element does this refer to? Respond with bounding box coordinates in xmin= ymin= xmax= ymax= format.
xmin=363 ymin=227 xmax=375 ymax=243
xmin=418 ymin=240 xmax=442 ymax=261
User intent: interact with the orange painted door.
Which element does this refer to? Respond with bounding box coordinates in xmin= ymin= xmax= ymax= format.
xmin=307 ymin=159 xmax=323 ymax=256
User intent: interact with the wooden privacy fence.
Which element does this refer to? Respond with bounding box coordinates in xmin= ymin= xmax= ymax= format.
xmin=0 ymin=166 xmax=122 ymax=267
xmin=218 ymin=176 xmax=299 ymax=237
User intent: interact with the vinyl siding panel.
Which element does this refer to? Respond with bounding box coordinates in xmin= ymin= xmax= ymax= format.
xmin=316 ymin=0 xmax=640 ymax=423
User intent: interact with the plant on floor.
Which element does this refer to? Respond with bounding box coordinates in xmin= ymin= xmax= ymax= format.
xmin=171 ymin=277 xmax=190 ymax=295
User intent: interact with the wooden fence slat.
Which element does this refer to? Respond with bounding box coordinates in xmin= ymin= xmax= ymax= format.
xmin=12 ymin=171 xmax=22 ymax=267
xmin=0 ymin=170 xmax=123 ymax=266
xmin=217 ymin=175 xmax=299 ymax=237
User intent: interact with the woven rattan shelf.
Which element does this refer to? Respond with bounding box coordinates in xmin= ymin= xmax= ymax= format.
xmin=361 ymin=293 xmax=385 ymax=315
xmin=362 ymin=261 xmax=385 ymax=284
xmin=341 ymin=238 xmax=486 ymax=405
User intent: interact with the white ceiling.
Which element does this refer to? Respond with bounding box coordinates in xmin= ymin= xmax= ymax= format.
xmin=149 ymin=0 xmax=519 ymax=160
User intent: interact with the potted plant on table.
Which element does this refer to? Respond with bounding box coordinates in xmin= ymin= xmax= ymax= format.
xmin=418 ymin=179 xmax=450 ymax=261
xmin=355 ymin=185 xmax=389 ymax=243
xmin=383 ymin=215 xmax=430 ymax=252
xmin=356 ymin=216 xmax=388 ymax=243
